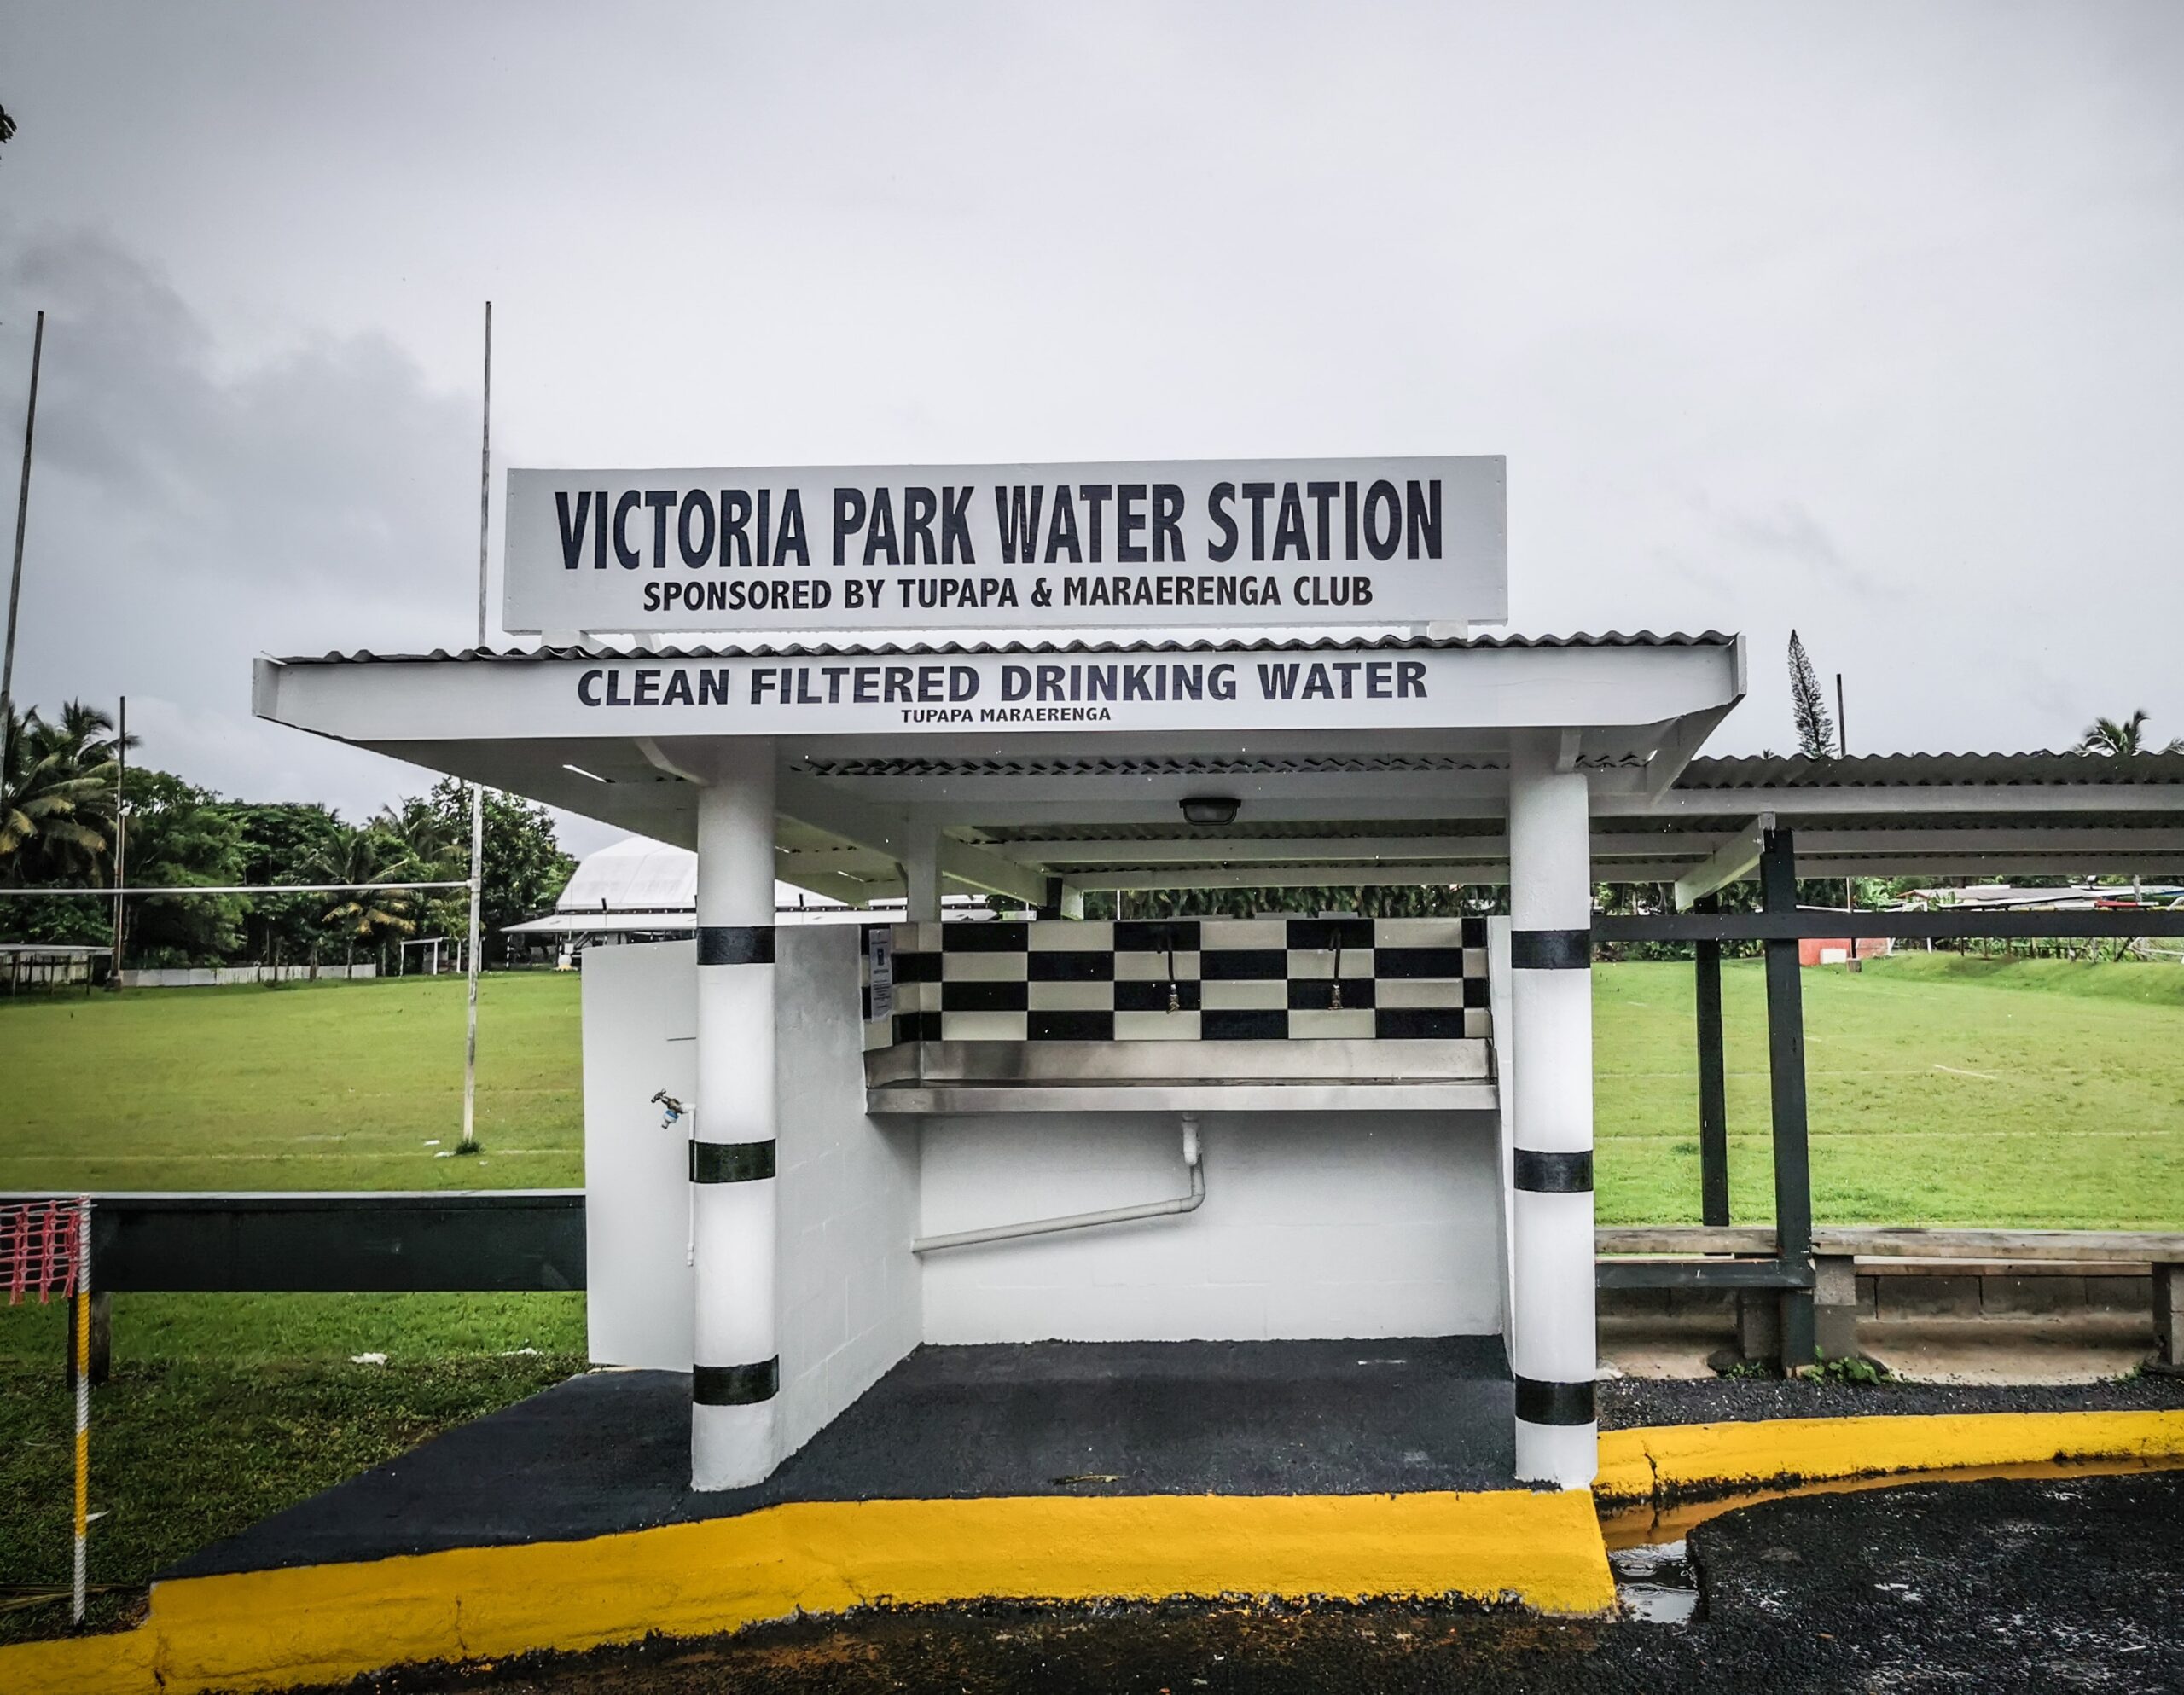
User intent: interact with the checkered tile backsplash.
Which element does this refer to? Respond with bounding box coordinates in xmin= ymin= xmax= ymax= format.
xmin=861 ymin=917 xmax=1490 ymax=1048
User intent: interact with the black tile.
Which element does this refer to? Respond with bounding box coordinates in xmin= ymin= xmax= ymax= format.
xmin=941 ymin=922 xmax=1029 ymax=952
xmin=1374 ymin=1007 xmax=1471 ymax=1040
xmin=1286 ymin=917 xmax=1374 ymax=951
xmin=1374 ymin=946 xmax=1471 ymax=979
xmin=1026 ymin=950 xmax=1115 ymax=983
xmin=1285 ymin=978 xmax=1375 ymax=1010
xmin=1200 ymin=1008 xmax=1290 ymax=1041
xmin=1114 ymin=978 xmax=1201 ymax=1013
xmin=1465 ymin=976 xmax=1493 ymax=1008
xmin=891 ymin=1010 xmax=941 ymax=1043
xmin=1029 ymin=1010 xmax=1115 ymax=1042
xmin=1113 ymin=919 xmax=1200 ymax=952
xmin=1199 ymin=949 xmax=1287 ymax=981
xmin=1462 ymin=915 xmax=1489 ymax=948
xmin=940 ymin=980 xmax=1029 ymax=1013
xmin=892 ymin=950 xmax=939 ymax=983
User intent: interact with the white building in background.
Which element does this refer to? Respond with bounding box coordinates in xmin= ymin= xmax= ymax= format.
xmin=506 ymin=835 xmax=993 ymax=962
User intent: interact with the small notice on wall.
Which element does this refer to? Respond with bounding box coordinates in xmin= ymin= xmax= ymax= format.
xmin=867 ymin=928 xmax=894 ymax=1024
xmin=502 ymin=456 xmax=1505 ymax=636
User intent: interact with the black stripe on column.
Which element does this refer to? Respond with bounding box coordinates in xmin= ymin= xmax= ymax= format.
xmin=692 ymin=1358 xmax=780 ymax=1406
xmin=689 ymin=1139 xmax=777 ymax=1183
xmin=1513 ymin=1148 xmax=1594 ymax=1193
xmin=1514 ymin=1376 xmax=1596 ymax=1426
xmin=1510 ymin=927 xmax=1592 ymax=970
xmin=698 ymin=925 xmax=775 ymax=966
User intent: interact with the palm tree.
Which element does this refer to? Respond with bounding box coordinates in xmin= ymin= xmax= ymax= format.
xmin=308 ymin=827 xmax=421 ymax=966
xmin=2078 ymin=710 xmax=2184 ymax=757
xmin=0 ymin=701 xmax=135 ymax=885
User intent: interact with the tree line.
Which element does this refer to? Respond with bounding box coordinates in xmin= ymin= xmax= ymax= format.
xmin=1 ymin=701 xmax=573 ymax=971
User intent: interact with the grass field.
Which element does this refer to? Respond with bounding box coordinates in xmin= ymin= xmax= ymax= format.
xmin=1597 ymin=951 xmax=2184 ymax=1229
xmin=3 ymin=955 xmax=2177 ymax=1223
xmin=0 ymin=972 xmax=583 ymax=1193
xmin=0 ymin=957 xmax=2177 ymax=1640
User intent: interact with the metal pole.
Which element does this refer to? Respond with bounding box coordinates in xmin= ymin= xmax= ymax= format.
xmin=1836 ymin=675 xmax=1851 ymax=915
xmin=1693 ymin=894 xmax=1729 ymax=1227
xmin=460 ymin=302 xmax=491 ymax=1156
xmin=110 ymin=697 xmax=126 ymax=989
xmin=1761 ymin=827 xmax=1816 ymax=1367
xmin=3 ymin=310 xmax=44 ymax=767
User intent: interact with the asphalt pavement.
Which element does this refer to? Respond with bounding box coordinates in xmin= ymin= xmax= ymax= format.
xmin=314 ymin=1467 xmax=2184 ymax=1695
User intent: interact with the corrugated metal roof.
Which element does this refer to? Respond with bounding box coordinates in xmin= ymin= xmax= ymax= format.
xmin=805 ymin=752 xmax=1513 ymax=780
xmin=274 ymin=630 xmax=1735 ymax=665
xmin=1678 ymin=752 xmax=2184 ymax=788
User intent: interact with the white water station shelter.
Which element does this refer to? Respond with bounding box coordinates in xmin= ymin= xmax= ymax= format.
xmin=256 ymin=456 xmax=1746 ymax=1495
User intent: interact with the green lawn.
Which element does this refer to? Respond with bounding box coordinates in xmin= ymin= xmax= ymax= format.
xmin=2 ymin=955 xmax=2178 ymax=1224
xmin=1596 ymin=953 xmax=2184 ymax=1229
xmin=0 ymin=972 xmax=582 ymax=1192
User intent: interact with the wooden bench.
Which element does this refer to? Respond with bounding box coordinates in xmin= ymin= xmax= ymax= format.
xmin=1596 ymin=1226 xmax=2184 ymax=1368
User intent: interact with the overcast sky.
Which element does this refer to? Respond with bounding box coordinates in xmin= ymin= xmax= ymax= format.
xmin=2 ymin=2 xmax=2180 ymax=856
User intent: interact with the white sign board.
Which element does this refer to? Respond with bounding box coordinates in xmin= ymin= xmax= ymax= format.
xmin=866 ymin=928 xmax=894 ymax=1023
xmin=502 ymin=457 xmax=1505 ymax=636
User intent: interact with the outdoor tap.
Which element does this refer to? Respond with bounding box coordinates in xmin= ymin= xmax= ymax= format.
xmin=1165 ymin=943 xmax=1180 ymax=1014
xmin=652 ymin=1089 xmax=686 ymax=1129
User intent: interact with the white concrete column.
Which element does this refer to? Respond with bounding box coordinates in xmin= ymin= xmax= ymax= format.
xmin=900 ymin=821 xmax=942 ymax=923
xmin=1506 ymin=734 xmax=1597 ymax=1489
xmin=690 ymin=739 xmax=780 ymax=1490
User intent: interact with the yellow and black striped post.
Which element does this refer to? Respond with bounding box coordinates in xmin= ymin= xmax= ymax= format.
xmin=72 ymin=1193 xmax=90 ymax=1626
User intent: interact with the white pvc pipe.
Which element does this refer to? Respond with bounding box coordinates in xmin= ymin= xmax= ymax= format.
xmin=913 ymin=1116 xmax=1205 ymax=1254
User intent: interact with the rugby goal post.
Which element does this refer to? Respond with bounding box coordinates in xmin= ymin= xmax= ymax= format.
xmin=2 ymin=1195 xmax=91 ymax=1624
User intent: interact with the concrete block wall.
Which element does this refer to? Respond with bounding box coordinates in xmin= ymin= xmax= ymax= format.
xmin=774 ymin=925 xmax=923 ymax=1460
xmin=917 ymin=1111 xmax=1504 ymax=1345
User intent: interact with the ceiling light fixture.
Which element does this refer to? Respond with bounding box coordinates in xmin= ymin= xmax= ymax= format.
xmin=1180 ymin=795 xmax=1240 ymax=826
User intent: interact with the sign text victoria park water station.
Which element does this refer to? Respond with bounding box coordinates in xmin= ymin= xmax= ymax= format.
xmin=502 ymin=457 xmax=1506 ymax=636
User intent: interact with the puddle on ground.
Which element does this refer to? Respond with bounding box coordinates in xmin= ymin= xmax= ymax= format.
xmin=1598 ymin=1451 xmax=2184 ymax=1625
xmin=1609 ymin=1539 xmax=1699 ymax=1624
xmin=1597 ymin=1450 xmax=2184 ymax=1554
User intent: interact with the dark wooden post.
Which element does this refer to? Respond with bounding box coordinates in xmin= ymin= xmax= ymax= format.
xmin=1761 ymin=827 xmax=1816 ymax=1367
xmin=1694 ymin=894 xmax=1730 ymax=1227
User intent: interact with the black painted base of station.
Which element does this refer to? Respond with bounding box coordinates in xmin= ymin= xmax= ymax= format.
xmin=169 ymin=1336 xmax=1514 ymax=1579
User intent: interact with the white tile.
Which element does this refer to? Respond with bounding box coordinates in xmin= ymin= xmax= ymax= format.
xmin=1030 ymin=921 xmax=1113 ymax=950
xmin=1287 ymin=1008 xmax=1374 ymax=1039
xmin=1026 ymin=979 xmax=1112 ymax=1012
xmin=939 ymin=1011 xmax=1028 ymax=1041
xmin=1466 ymin=1007 xmax=1492 ymax=1039
xmin=1115 ymin=949 xmax=1199 ymax=979
xmin=941 ymin=952 xmax=1029 ymax=982
xmin=1377 ymin=978 xmax=1470 ymax=1007
xmin=1114 ymin=1010 xmax=1203 ymax=1041
xmin=1375 ymin=918 xmax=1467 ymax=947
xmin=1286 ymin=950 xmax=1373 ymax=980
xmin=1200 ymin=979 xmax=1286 ymax=1010
xmin=1199 ymin=919 xmax=1287 ymax=949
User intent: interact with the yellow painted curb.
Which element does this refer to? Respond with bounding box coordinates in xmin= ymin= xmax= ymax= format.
xmin=1594 ymin=1408 xmax=2184 ymax=1507
xmin=0 ymin=1488 xmax=1614 ymax=1695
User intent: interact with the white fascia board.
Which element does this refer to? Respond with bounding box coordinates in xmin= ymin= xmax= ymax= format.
xmin=987 ymin=833 xmax=1508 ymax=865
xmin=252 ymin=642 xmax=1742 ymax=749
xmin=1602 ymin=785 xmax=2184 ymax=818
xmin=1065 ymin=862 xmax=1511 ymax=891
